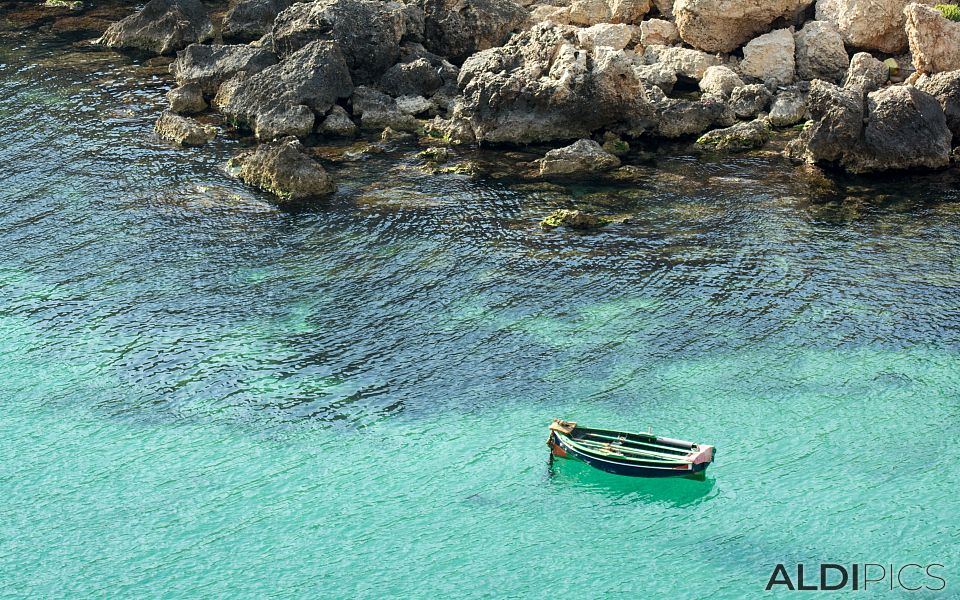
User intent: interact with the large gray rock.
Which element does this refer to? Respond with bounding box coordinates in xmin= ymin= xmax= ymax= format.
xmin=155 ymin=111 xmax=216 ymax=145
xmin=536 ymin=139 xmax=621 ymax=176
xmin=228 ymin=137 xmax=335 ymax=202
xmin=350 ymin=86 xmax=422 ymax=131
xmin=644 ymin=45 xmax=721 ymax=80
xmin=98 ymin=0 xmax=213 ymax=55
xmin=422 ymin=0 xmax=528 ymax=63
xmin=452 ymin=24 xmax=656 ymax=143
xmin=317 ymin=105 xmax=358 ymax=136
xmin=699 ymin=65 xmax=743 ymax=98
xmin=843 ymin=52 xmax=888 ymax=94
xmin=255 ymin=104 xmax=315 ymax=140
xmin=794 ymin=20 xmax=849 ymax=83
xmin=673 ymin=0 xmax=811 ymax=53
xmin=654 ymin=95 xmax=727 ymax=137
xmin=786 ymin=80 xmax=951 ymax=172
xmin=222 ymin=0 xmax=296 ymax=42
xmin=915 ymin=70 xmax=960 ymax=140
xmin=223 ymin=40 xmax=354 ymax=137
xmin=729 ymin=83 xmax=772 ymax=118
xmin=272 ymin=0 xmax=413 ymax=84
xmin=170 ymin=43 xmax=278 ymax=96
xmin=904 ymin=3 xmax=960 ymax=75
xmin=768 ymin=89 xmax=807 ymax=126
xmin=826 ymin=0 xmax=918 ymax=54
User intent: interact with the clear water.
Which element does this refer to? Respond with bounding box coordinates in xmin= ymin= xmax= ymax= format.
xmin=2 ymin=34 xmax=959 ymax=598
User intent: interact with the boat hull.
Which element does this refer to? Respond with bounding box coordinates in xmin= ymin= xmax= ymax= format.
xmin=548 ymin=431 xmax=711 ymax=479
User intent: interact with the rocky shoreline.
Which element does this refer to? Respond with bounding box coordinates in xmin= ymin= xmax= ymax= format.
xmin=6 ymin=0 xmax=960 ymax=216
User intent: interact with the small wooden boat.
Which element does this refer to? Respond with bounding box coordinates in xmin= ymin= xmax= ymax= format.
xmin=547 ymin=419 xmax=715 ymax=478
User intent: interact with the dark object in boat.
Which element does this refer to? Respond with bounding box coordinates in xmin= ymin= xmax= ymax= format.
xmin=547 ymin=419 xmax=715 ymax=478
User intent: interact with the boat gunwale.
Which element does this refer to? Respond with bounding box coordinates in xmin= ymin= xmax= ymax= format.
xmin=556 ymin=432 xmax=692 ymax=465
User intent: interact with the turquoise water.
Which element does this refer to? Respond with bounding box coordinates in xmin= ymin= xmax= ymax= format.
xmin=2 ymin=33 xmax=960 ymax=597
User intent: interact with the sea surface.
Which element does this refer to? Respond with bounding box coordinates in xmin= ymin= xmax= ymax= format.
xmin=2 ymin=33 xmax=959 ymax=598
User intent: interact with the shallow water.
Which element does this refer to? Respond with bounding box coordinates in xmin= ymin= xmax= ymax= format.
xmin=2 ymin=33 xmax=959 ymax=597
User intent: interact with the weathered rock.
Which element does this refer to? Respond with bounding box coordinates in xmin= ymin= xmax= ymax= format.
xmin=843 ymin=52 xmax=888 ymax=93
xmin=272 ymin=0 xmax=411 ymax=83
xmin=853 ymin=85 xmax=951 ymax=171
xmin=698 ymin=65 xmax=743 ymax=98
xmin=317 ymin=104 xmax=358 ymax=136
xmin=396 ymin=94 xmax=434 ymax=115
xmin=739 ymin=28 xmax=795 ymax=87
xmin=541 ymin=209 xmax=607 ymax=229
xmin=453 ymin=24 xmax=656 ymax=143
xmin=170 ymin=43 xmax=278 ymax=96
xmin=673 ymin=0 xmax=810 ymax=53
xmin=166 ymin=82 xmax=207 ymax=114
xmin=422 ymin=0 xmax=527 ymax=62
xmin=644 ymin=44 xmax=721 ymax=80
xmin=98 ymin=0 xmax=213 ymax=55
xmin=568 ymin=0 xmax=651 ymax=25
xmin=794 ymin=20 xmax=849 ymax=83
xmin=634 ymin=62 xmax=678 ymax=93
xmin=904 ymin=3 xmax=960 ymax=74
xmin=786 ymin=80 xmax=951 ymax=172
xmin=768 ymin=89 xmax=806 ymax=126
xmin=601 ymin=132 xmax=630 ymax=155
xmin=729 ymin=83 xmax=772 ymax=118
xmin=379 ymin=58 xmax=444 ymax=97
xmin=640 ymin=18 xmax=678 ymax=45
xmin=528 ymin=4 xmax=572 ymax=24
xmin=536 ymin=139 xmax=621 ymax=176
xmin=827 ymin=0 xmax=922 ymax=53
xmin=915 ymin=70 xmax=960 ymax=139
xmin=222 ymin=0 xmax=294 ymax=42
xmin=654 ymin=95 xmax=727 ymax=137
xmin=351 ymin=86 xmax=421 ymax=131
xmin=155 ymin=110 xmax=216 ymax=145
xmin=228 ymin=137 xmax=335 ymax=201
xmin=223 ymin=40 xmax=354 ymax=135
xmin=576 ymin=23 xmax=637 ymax=51
xmin=255 ymin=104 xmax=315 ymax=140
xmin=695 ymin=117 xmax=770 ymax=151
xmin=212 ymin=73 xmax=247 ymax=112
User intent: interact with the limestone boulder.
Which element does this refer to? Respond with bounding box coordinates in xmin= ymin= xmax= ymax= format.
xmin=843 ymin=52 xmax=888 ymax=93
xmin=422 ymin=0 xmax=527 ymax=63
xmin=98 ymin=0 xmax=212 ymax=55
xmin=826 ymin=0 xmax=925 ymax=54
xmin=729 ymin=83 xmax=772 ymax=118
xmin=170 ymin=43 xmax=278 ymax=96
xmin=904 ymin=3 xmax=960 ymax=74
xmin=568 ymin=0 xmax=651 ymax=25
xmin=695 ymin=117 xmax=770 ymax=151
xmin=768 ymin=89 xmax=807 ymax=126
xmin=739 ymin=28 xmax=795 ymax=87
xmin=699 ymin=65 xmax=743 ymax=98
xmin=272 ymin=0 xmax=412 ymax=84
xmin=915 ymin=70 xmax=960 ymax=140
xmin=644 ymin=44 xmax=721 ymax=80
xmin=794 ymin=20 xmax=848 ymax=83
xmin=639 ymin=18 xmax=678 ymax=45
xmin=222 ymin=0 xmax=295 ymax=42
xmin=227 ymin=137 xmax=336 ymax=202
xmin=576 ymin=23 xmax=637 ymax=51
xmin=317 ymin=105 xmax=358 ymax=136
xmin=536 ymin=139 xmax=621 ymax=176
xmin=673 ymin=0 xmax=810 ymax=53
xmin=222 ymin=40 xmax=354 ymax=137
xmin=155 ymin=111 xmax=216 ymax=145
xmin=166 ymin=83 xmax=207 ymax=114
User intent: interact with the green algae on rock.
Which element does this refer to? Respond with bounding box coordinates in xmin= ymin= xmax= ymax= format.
xmin=540 ymin=209 xmax=610 ymax=230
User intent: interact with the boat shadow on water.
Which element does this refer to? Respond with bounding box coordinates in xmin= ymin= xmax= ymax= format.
xmin=546 ymin=456 xmax=717 ymax=507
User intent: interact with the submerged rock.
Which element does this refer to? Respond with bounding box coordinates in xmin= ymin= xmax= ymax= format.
xmin=422 ymin=0 xmax=528 ymax=63
xmin=155 ymin=111 xmax=216 ymax=145
xmin=170 ymin=43 xmax=278 ymax=96
xmin=536 ymin=139 xmax=621 ymax=176
xmin=540 ymin=209 xmax=609 ymax=230
xmin=695 ymin=118 xmax=770 ymax=151
xmin=228 ymin=137 xmax=335 ymax=202
xmin=904 ymin=3 xmax=960 ymax=74
xmin=98 ymin=0 xmax=213 ymax=55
